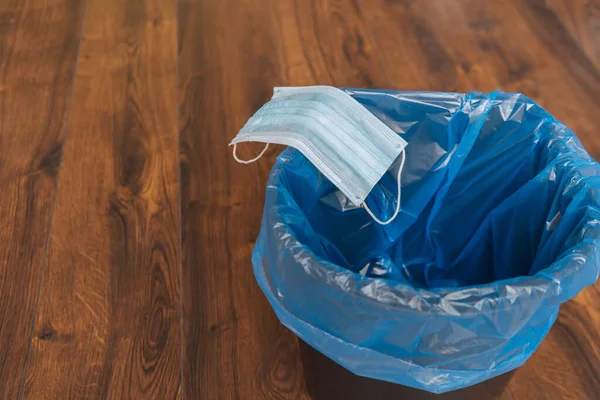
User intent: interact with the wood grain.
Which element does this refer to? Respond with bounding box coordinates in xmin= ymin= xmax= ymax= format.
xmin=461 ymin=0 xmax=600 ymax=156
xmin=1 ymin=0 xmax=600 ymax=398
xmin=0 ymin=0 xmax=85 ymax=398
xmin=22 ymin=0 xmax=181 ymax=398
xmin=269 ymin=0 xmax=388 ymax=88
xmin=178 ymin=0 xmax=308 ymax=398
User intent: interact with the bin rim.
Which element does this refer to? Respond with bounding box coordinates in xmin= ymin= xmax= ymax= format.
xmin=259 ymin=217 xmax=592 ymax=318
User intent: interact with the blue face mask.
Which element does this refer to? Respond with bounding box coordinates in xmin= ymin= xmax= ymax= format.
xmin=230 ymin=86 xmax=408 ymax=225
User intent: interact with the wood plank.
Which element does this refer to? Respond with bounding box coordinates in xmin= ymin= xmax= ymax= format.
xmin=511 ymin=0 xmax=600 ymax=102
xmin=356 ymin=0 xmax=492 ymax=91
xmin=542 ymin=0 xmax=600 ymax=69
xmin=364 ymin=0 xmax=501 ymax=92
xmin=23 ymin=0 xmax=181 ymax=398
xmin=472 ymin=0 xmax=600 ymax=153
xmin=268 ymin=0 xmax=389 ymax=87
xmin=0 ymin=0 xmax=85 ymax=398
xmin=178 ymin=0 xmax=310 ymax=398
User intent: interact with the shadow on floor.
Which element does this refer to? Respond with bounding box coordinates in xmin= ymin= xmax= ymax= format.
xmin=299 ymin=340 xmax=514 ymax=400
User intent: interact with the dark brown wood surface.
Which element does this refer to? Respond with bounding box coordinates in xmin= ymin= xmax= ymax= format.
xmin=0 ymin=0 xmax=86 ymax=398
xmin=22 ymin=0 xmax=181 ymax=398
xmin=1 ymin=0 xmax=600 ymax=398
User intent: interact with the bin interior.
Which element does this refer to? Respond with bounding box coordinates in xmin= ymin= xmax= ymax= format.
xmin=277 ymin=91 xmax=599 ymax=289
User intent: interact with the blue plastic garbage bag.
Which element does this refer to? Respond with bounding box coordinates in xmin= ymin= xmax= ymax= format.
xmin=251 ymin=90 xmax=600 ymax=393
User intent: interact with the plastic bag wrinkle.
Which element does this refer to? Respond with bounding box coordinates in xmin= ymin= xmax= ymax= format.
xmin=251 ymin=90 xmax=600 ymax=393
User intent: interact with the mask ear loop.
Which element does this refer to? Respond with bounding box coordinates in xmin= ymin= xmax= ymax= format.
xmin=231 ymin=142 xmax=270 ymax=164
xmin=363 ymin=149 xmax=406 ymax=225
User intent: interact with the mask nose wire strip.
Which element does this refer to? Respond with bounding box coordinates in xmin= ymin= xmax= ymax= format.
xmin=231 ymin=142 xmax=270 ymax=164
xmin=363 ymin=149 xmax=406 ymax=225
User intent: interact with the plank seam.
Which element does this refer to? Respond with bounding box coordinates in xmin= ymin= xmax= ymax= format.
xmin=176 ymin=0 xmax=184 ymax=397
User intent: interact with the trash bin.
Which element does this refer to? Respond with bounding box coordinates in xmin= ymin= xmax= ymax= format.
xmin=250 ymin=90 xmax=600 ymax=393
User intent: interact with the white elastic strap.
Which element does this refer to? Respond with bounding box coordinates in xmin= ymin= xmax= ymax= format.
xmin=363 ymin=149 xmax=406 ymax=225
xmin=231 ymin=142 xmax=270 ymax=164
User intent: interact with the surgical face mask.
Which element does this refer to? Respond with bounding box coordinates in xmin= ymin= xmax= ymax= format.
xmin=230 ymin=86 xmax=407 ymax=225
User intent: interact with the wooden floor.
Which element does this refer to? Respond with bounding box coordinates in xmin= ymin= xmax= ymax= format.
xmin=1 ymin=0 xmax=600 ymax=398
